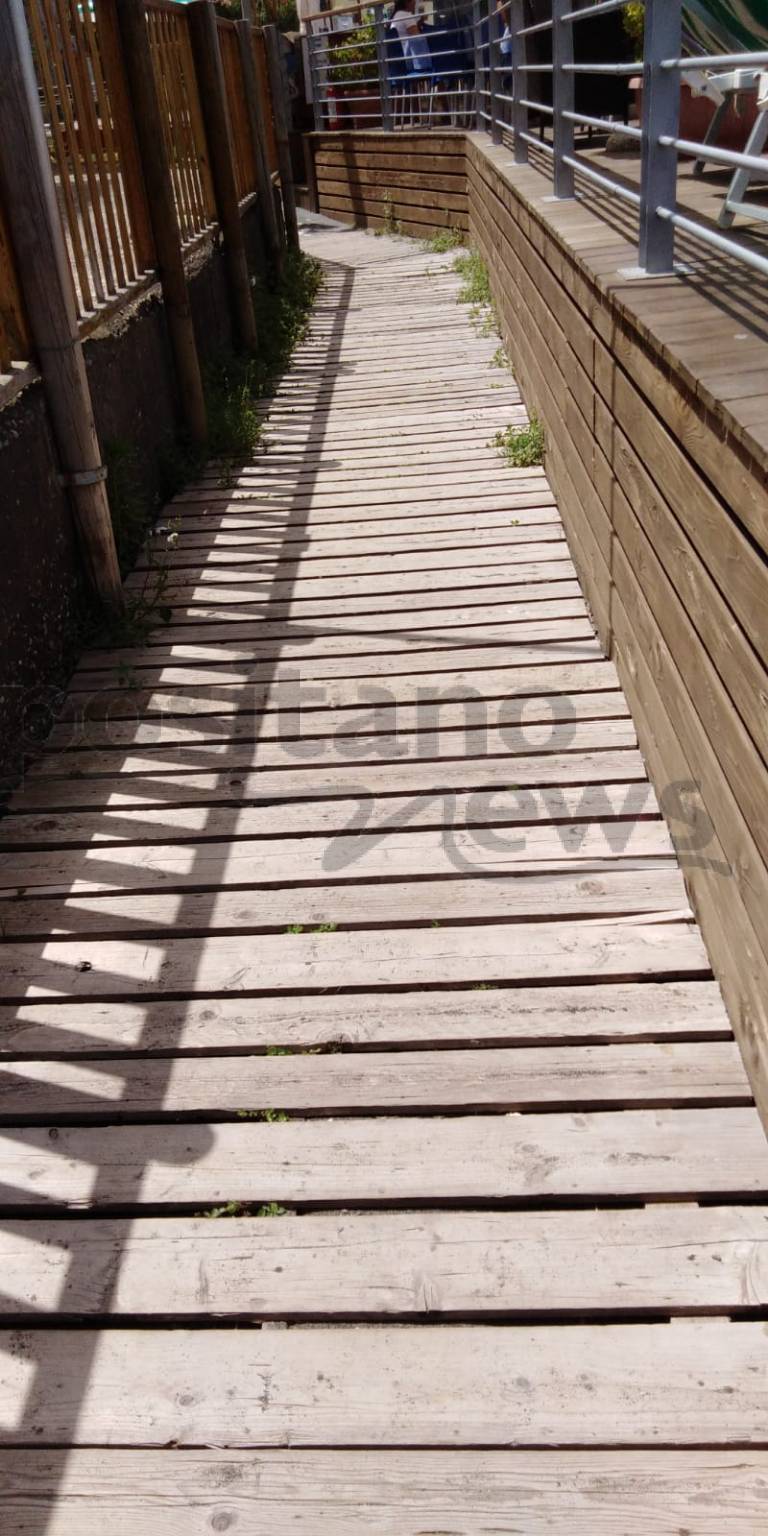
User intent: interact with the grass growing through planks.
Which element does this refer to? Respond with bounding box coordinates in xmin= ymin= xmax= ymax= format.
xmin=493 ymin=416 xmax=545 ymax=469
xmin=423 ymin=227 xmax=466 ymax=254
xmin=452 ymin=247 xmax=498 ymax=336
xmin=237 ymin=1108 xmax=290 ymax=1122
xmin=376 ymin=192 xmax=402 ymax=239
xmin=199 ymin=1200 xmax=289 ymax=1218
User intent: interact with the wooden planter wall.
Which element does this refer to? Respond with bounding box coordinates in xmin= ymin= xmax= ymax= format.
xmin=308 ymin=131 xmax=468 ymax=238
xmin=466 ymin=134 xmax=768 ymax=1130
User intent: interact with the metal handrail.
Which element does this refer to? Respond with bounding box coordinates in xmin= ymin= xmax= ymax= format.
xmin=303 ymin=0 xmax=768 ymax=277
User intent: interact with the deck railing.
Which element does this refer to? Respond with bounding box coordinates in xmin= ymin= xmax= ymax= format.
xmin=305 ymin=0 xmax=768 ymax=278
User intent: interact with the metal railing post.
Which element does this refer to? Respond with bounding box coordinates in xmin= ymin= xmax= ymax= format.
xmin=375 ymin=6 xmax=393 ymax=133
xmin=472 ymin=0 xmax=484 ymax=131
xmin=488 ymin=0 xmax=501 ymax=144
xmin=638 ymin=0 xmax=682 ymax=272
xmin=552 ymin=0 xmax=574 ymax=197
xmin=307 ymin=27 xmax=324 ymax=133
xmin=510 ymin=0 xmax=528 ymax=164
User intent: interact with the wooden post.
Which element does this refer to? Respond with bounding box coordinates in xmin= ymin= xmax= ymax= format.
xmin=0 ymin=0 xmax=123 ymax=611
xmin=188 ymin=0 xmax=258 ymax=352
xmin=114 ymin=0 xmax=207 ymax=445
xmin=263 ymin=23 xmax=300 ymax=250
xmin=236 ymin=18 xmax=284 ymax=269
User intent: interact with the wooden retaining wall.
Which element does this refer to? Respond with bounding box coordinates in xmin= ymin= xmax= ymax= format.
xmin=308 ymin=131 xmax=468 ymax=238
xmin=466 ymin=134 xmax=768 ymax=1132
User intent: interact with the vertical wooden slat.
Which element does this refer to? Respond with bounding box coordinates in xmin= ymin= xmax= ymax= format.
xmin=178 ymin=10 xmax=216 ymax=225
xmin=28 ymin=0 xmax=96 ymax=310
xmin=114 ymin=0 xmax=206 ymax=444
xmin=188 ymin=0 xmax=257 ymax=352
xmin=80 ymin=0 xmax=134 ymax=285
xmin=49 ymin=0 xmax=116 ymax=296
xmin=219 ymin=21 xmax=257 ymax=200
xmin=152 ymin=10 xmax=195 ymax=241
xmin=236 ymin=15 xmax=283 ymax=265
xmin=263 ymin=22 xmax=298 ymax=249
xmin=0 ymin=198 xmax=30 ymax=369
xmin=252 ymin=24 xmax=279 ymax=178
xmin=95 ymin=0 xmax=155 ymax=273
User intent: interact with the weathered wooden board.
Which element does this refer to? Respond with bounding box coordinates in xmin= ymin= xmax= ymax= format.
xmin=51 ymin=657 xmax=620 ymax=724
xmin=25 ymin=718 xmax=637 ymax=780
xmin=6 ymin=748 xmax=649 ymax=812
xmin=0 ymin=978 xmax=727 ymax=1056
xmin=2 ymin=1448 xmax=766 ymax=1533
xmin=0 ymin=1041 xmax=746 ymax=1121
xmin=1 ymin=1322 xmax=767 ymax=1445
xmin=3 ymin=1108 xmax=766 ymax=1208
xmin=0 ymin=778 xmax=651 ymax=847
xmin=1 ymin=1206 xmax=764 ymax=1317
xmin=42 ymin=682 xmax=622 ymax=755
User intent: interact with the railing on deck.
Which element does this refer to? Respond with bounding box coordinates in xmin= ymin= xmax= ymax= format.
xmin=305 ymin=0 xmax=768 ymax=278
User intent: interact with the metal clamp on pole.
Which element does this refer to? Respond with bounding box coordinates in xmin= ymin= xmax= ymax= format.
xmin=639 ymin=0 xmax=682 ymax=273
xmin=60 ymin=465 xmax=109 ymax=489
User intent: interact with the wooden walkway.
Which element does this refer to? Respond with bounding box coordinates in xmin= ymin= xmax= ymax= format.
xmin=1 ymin=224 xmax=767 ymax=1531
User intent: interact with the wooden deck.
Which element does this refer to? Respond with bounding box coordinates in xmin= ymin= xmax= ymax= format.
xmin=1 ymin=223 xmax=767 ymax=1530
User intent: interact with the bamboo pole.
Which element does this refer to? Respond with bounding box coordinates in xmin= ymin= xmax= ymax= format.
xmin=114 ymin=0 xmax=207 ymax=445
xmin=263 ymin=22 xmax=300 ymax=249
xmin=0 ymin=0 xmax=123 ymax=611
xmin=188 ymin=0 xmax=258 ymax=352
xmin=237 ymin=17 xmax=284 ymax=268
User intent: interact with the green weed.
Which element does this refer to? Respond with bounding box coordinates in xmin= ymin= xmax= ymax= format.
xmin=493 ymin=416 xmax=545 ymax=469
xmin=237 ymin=1108 xmax=290 ymax=1123
xmin=200 ymin=1200 xmax=247 ymax=1219
xmin=453 ymin=248 xmax=492 ymax=307
xmin=286 ymin=923 xmax=305 ymax=934
xmin=255 ymin=1201 xmax=289 ymax=1217
xmin=423 ymin=227 xmax=466 ymax=254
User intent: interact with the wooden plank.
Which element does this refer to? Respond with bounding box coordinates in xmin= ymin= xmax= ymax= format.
xmin=0 ymin=777 xmax=648 ymax=847
xmin=0 ymin=921 xmax=705 ymax=999
xmin=0 ymin=868 xmax=694 ymax=943
xmin=121 ymin=560 xmax=579 ymax=609
xmin=0 ymin=819 xmax=670 ymax=901
xmin=0 ymin=1041 xmax=746 ymax=1122
xmin=21 ymin=673 xmax=627 ymax=752
xmin=1 ymin=1321 xmax=767 ymax=1446
xmin=0 ymin=979 xmax=729 ymax=1057
xmin=6 ymin=748 xmax=650 ymax=812
xmin=2 ymin=1107 xmax=765 ymax=1208
xmin=111 ymin=597 xmax=588 ymax=652
xmin=26 ymin=717 xmax=633 ymax=779
xmin=2 ymin=1205 xmax=765 ymax=1318
xmin=2 ymin=1447 xmax=767 ymax=1533
xmin=50 ymin=657 xmax=618 ymax=726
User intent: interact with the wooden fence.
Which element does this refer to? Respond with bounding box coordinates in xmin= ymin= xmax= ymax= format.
xmin=0 ymin=0 xmax=295 ymax=609
xmin=0 ymin=0 xmax=289 ymax=369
